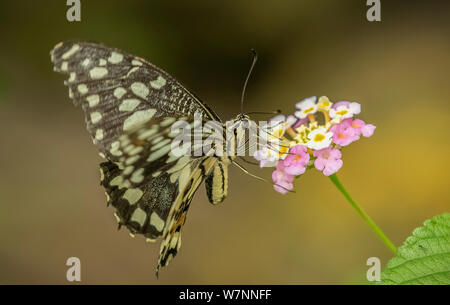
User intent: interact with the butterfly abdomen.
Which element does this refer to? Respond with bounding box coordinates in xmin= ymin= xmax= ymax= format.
xmin=205 ymin=159 xmax=229 ymax=204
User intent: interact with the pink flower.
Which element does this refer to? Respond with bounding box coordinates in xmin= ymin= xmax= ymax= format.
xmin=332 ymin=101 xmax=350 ymax=109
xmin=330 ymin=122 xmax=360 ymax=146
xmin=313 ymin=147 xmax=343 ymax=176
xmin=341 ymin=118 xmax=376 ymax=138
xmin=285 ymin=114 xmax=309 ymax=129
xmin=272 ymin=161 xmax=294 ymax=194
xmin=293 ymin=117 xmax=309 ymax=129
xmin=283 ymin=145 xmax=310 ymax=175
xmin=332 ymin=101 xmax=361 ymax=113
xmin=361 ymin=124 xmax=376 ymax=137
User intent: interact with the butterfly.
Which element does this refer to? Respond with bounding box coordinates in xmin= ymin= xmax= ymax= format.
xmin=50 ymin=41 xmax=261 ymax=276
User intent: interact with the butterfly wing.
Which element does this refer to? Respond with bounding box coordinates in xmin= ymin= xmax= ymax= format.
xmin=51 ymin=41 xmax=225 ymax=274
xmin=50 ymin=41 xmax=220 ymax=162
xmin=157 ymin=157 xmax=218 ymax=275
xmin=100 ymin=156 xmax=211 ymax=243
xmin=112 ymin=116 xmax=221 ymax=274
xmin=100 ymin=161 xmax=176 ymax=241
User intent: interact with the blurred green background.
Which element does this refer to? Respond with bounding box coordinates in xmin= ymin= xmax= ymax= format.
xmin=0 ymin=0 xmax=449 ymax=284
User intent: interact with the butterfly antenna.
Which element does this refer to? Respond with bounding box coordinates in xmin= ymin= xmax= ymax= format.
xmin=240 ymin=49 xmax=258 ymax=114
xmin=244 ymin=110 xmax=281 ymax=116
xmin=232 ymin=161 xmax=296 ymax=193
xmin=233 ymin=161 xmax=267 ymax=183
xmin=238 ymin=156 xmax=260 ymax=166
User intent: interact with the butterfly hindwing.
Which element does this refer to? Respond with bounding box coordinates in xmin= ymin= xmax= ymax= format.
xmin=100 ymin=161 xmax=177 ymax=240
xmin=157 ymin=157 xmax=218 ymax=275
xmin=101 ymin=155 xmax=219 ymax=274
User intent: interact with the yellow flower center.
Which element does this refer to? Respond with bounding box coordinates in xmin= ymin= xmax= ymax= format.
xmin=336 ymin=109 xmax=348 ymax=116
xmin=319 ymin=101 xmax=330 ymax=108
xmin=318 ymin=96 xmax=331 ymax=109
xmin=277 ymin=145 xmax=289 ymax=157
xmin=314 ymin=133 xmax=325 ymax=142
xmin=304 ymin=107 xmax=315 ymax=114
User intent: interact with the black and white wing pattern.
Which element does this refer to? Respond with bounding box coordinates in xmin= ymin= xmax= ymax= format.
xmin=50 ymin=41 xmax=227 ymax=275
xmin=100 ymin=156 xmax=217 ymax=274
xmin=50 ymin=41 xmax=220 ymax=161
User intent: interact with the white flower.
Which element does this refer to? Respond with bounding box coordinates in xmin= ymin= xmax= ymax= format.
xmin=317 ymin=96 xmax=332 ymax=111
xmin=295 ymin=96 xmax=317 ymax=119
xmin=306 ymin=127 xmax=333 ymax=150
xmin=254 ymin=147 xmax=279 ymax=167
xmin=286 ymin=114 xmax=298 ymax=128
xmin=261 ymin=115 xmax=287 ymax=142
xmin=329 ymin=102 xmax=361 ymax=120
xmin=270 ymin=114 xmax=286 ymax=123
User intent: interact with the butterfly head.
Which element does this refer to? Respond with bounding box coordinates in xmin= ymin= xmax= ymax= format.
xmin=233 ymin=113 xmax=251 ymax=129
xmin=235 ymin=113 xmax=250 ymax=122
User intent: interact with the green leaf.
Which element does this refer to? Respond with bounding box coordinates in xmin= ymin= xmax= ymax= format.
xmin=378 ymin=213 xmax=450 ymax=285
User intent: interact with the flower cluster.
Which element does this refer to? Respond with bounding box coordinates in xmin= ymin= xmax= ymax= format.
xmin=254 ymin=96 xmax=375 ymax=194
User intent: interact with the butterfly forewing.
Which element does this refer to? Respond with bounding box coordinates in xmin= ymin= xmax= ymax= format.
xmin=50 ymin=41 xmax=219 ymax=162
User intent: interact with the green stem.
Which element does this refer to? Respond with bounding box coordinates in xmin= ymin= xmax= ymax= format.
xmin=328 ymin=174 xmax=397 ymax=254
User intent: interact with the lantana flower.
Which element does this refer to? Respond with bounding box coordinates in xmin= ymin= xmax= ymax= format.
xmin=253 ymin=97 xmax=398 ymax=256
xmin=254 ymin=115 xmax=290 ymax=167
xmin=329 ymin=101 xmax=361 ymax=120
xmin=295 ymin=96 xmax=318 ymax=119
xmin=272 ymin=161 xmax=294 ymax=194
xmin=282 ymin=145 xmax=310 ymax=175
xmin=264 ymin=114 xmax=287 ymax=141
xmin=313 ymin=147 xmax=343 ymax=176
xmin=253 ymin=147 xmax=278 ymax=168
xmin=317 ymin=96 xmax=332 ymax=111
xmin=254 ymin=96 xmax=375 ymax=194
xmin=330 ymin=122 xmax=360 ymax=146
xmin=306 ymin=127 xmax=333 ymax=150
xmin=342 ymin=118 xmax=376 ymax=137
